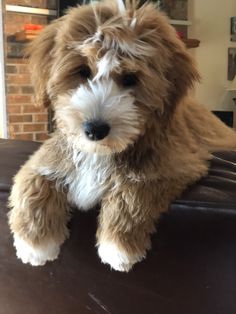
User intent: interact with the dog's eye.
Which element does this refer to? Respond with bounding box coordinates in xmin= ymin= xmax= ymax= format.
xmin=76 ymin=65 xmax=91 ymax=79
xmin=121 ymin=73 xmax=138 ymax=87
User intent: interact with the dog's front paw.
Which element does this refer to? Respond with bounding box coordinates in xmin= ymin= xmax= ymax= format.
xmin=13 ymin=234 xmax=61 ymax=266
xmin=97 ymin=241 xmax=145 ymax=272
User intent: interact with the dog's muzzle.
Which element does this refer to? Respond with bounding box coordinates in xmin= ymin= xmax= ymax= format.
xmin=82 ymin=120 xmax=110 ymax=141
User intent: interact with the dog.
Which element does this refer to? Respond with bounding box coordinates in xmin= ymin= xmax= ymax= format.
xmin=8 ymin=0 xmax=236 ymax=272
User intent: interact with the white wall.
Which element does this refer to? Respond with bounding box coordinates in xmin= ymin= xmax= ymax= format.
xmin=188 ymin=0 xmax=236 ymax=111
xmin=0 ymin=0 xmax=7 ymax=138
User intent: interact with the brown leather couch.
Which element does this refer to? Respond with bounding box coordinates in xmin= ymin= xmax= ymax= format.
xmin=0 ymin=138 xmax=236 ymax=314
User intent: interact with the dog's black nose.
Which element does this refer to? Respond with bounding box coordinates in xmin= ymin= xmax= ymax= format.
xmin=83 ymin=120 xmax=110 ymax=141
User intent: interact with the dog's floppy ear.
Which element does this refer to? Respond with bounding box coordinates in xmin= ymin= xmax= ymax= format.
xmin=26 ymin=21 xmax=59 ymax=108
xmin=165 ymin=36 xmax=201 ymax=107
xmin=135 ymin=3 xmax=200 ymax=112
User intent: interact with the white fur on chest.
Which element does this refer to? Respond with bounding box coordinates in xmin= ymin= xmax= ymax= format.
xmin=67 ymin=153 xmax=112 ymax=210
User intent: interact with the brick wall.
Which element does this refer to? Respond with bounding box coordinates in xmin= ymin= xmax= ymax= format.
xmin=6 ymin=57 xmax=49 ymax=141
xmin=4 ymin=0 xmax=56 ymax=141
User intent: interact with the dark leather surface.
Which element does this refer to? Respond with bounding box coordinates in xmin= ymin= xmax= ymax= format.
xmin=0 ymin=139 xmax=40 ymax=200
xmin=0 ymin=138 xmax=236 ymax=314
xmin=174 ymin=151 xmax=236 ymax=212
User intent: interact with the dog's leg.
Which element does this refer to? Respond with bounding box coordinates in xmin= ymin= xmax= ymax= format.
xmin=8 ymin=147 xmax=70 ymax=266
xmin=96 ymin=181 xmax=163 ymax=272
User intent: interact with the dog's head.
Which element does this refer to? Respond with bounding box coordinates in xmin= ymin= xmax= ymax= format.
xmin=28 ymin=0 xmax=199 ymax=154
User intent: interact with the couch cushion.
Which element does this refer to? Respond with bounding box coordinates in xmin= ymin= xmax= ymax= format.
xmin=173 ymin=151 xmax=236 ymax=212
xmin=0 ymin=139 xmax=40 ymax=200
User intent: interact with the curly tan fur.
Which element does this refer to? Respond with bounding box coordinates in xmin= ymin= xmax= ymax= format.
xmin=8 ymin=0 xmax=236 ymax=271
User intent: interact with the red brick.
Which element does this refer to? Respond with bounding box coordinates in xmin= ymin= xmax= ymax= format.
xmin=5 ymin=0 xmax=46 ymax=7
xmin=9 ymin=114 xmax=32 ymax=123
xmin=35 ymin=133 xmax=49 ymax=142
xmin=5 ymin=25 xmax=21 ymax=34
xmin=31 ymin=17 xmax=48 ymax=25
xmin=11 ymin=133 xmax=34 ymax=141
xmin=8 ymin=105 xmax=22 ymax=114
xmin=34 ymin=114 xmax=48 ymax=122
xmin=9 ymin=124 xmax=22 ymax=133
xmin=21 ymin=86 xmax=34 ymax=94
xmin=22 ymin=105 xmax=45 ymax=113
xmin=7 ymin=95 xmax=32 ymax=104
xmin=6 ymin=65 xmax=17 ymax=74
xmin=23 ymin=124 xmax=46 ymax=132
xmin=6 ymin=58 xmax=27 ymax=64
xmin=5 ymin=12 xmax=32 ymax=24
xmin=7 ymin=74 xmax=31 ymax=85
xmin=18 ymin=65 xmax=30 ymax=74
xmin=7 ymin=85 xmax=20 ymax=94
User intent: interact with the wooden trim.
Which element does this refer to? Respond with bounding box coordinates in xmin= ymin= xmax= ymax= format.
xmin=6 ymin=5 xmax=57 ymax=16
xmin=170 ymin=19 xmax=192 ymax=26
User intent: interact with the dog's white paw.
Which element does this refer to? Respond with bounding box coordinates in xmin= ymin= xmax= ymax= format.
xmin=13 ymin=234 xmax=61 ymax=266
xmin=98 ymin=241 xmax=144 ymax=272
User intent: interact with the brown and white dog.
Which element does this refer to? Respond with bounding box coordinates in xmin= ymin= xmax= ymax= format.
xmin=8 ymin=0 xmax=236 ymax=271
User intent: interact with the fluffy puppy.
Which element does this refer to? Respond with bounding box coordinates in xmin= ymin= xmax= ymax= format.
xmin=8 ymin=0 xmax=236 ymax=271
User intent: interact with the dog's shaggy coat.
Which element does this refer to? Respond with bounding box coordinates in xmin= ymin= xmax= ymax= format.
xmin=8 ymin=0 xmax=236 ymax=271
